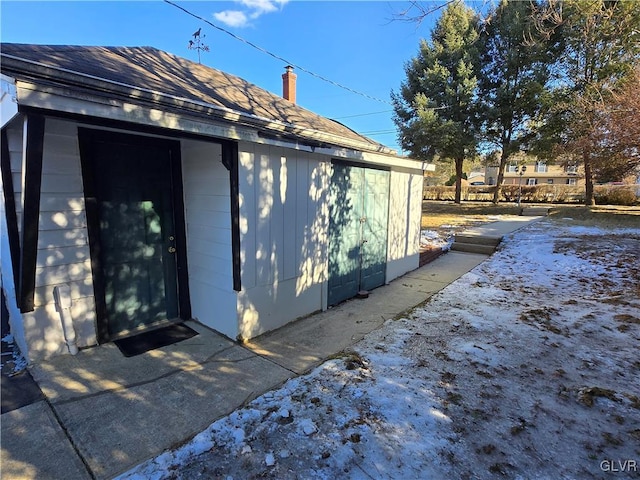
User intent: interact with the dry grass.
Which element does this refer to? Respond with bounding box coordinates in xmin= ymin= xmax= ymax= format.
xmin=421 ymin=201 xmax=520 ymax=230
xmin=547 ymin=205 xmax=640 ymax=229
xmin=422 ymin=201 xmax=640 ymax=230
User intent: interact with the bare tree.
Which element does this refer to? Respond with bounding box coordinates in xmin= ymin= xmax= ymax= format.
xmin=391 ymin=1 xmax=460 ymax=26
xmin=592 ymin=67 xmax=640 ymax=182
xmin=533 ymin=0 xmax=640 ymax=205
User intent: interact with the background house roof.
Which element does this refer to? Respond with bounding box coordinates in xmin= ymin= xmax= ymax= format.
xmin=1 ymin=43 xmax=392 ymax=153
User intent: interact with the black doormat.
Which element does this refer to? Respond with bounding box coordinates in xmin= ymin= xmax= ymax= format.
xmin=114 ymin=323 xmax=198 ymax=357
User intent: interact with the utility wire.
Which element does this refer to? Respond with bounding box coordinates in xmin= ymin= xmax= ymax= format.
xmin=360 ymin=129 xmax=397 ymax=135
xmin=164 ymin=0 xmax=392 ymax=105
xmin=334 ymin=109 xmax=394 ymax=119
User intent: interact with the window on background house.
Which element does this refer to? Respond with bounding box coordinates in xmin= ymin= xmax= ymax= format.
xmin=567 ymin=178 xmax=577 ymax=185
xmin=547 ymin=179 xmax=554 ymax=184
xmin=527 ymin=178 xmax=537 ymax=186
xmin=535 ymin=161 xmax=547 ymax=173
xmin=508 ymin=164 xmax=517 ymax=173
xmin=566 ymin=165 xmax=577 ymax=174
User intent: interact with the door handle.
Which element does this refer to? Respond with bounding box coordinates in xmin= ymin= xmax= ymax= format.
xmin=168 ymin=246 xmax=176 ymax=253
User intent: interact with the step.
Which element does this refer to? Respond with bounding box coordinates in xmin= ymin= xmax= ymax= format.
xmin=450 ymin=242 xmax=496 ymax=255
xmin=520 ymin=207 xmax=550 ymax=216
xmin=454 ymin=234 xmax=502 ymax=247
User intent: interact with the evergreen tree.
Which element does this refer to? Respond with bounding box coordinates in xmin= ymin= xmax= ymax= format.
xmin=392 ymin=1 xmax=480 ymax=204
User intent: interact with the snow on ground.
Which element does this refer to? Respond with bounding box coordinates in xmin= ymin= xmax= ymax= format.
xmin=420 ymin=229 xmax=453 ymax=251
xmin=420 ymin=214 xmax=508 ymax=251
xmin=1 ymin=333 xmax=28 ymax=375
xmin=120 ymin=220 xmax=640 ymax=480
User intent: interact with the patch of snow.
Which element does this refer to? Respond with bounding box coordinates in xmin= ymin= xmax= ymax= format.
xmin=421 ymin=228 xmax=454 ymax=251
xmin=279 ymin=449 xmax=291 ymax=458
xmin=299 ymin=419 xmax=318 ymax=436
xmin=265 ymin=452 xmax=275 ymax=467
xmin=1 ymin=332 xmax=27 ymax=374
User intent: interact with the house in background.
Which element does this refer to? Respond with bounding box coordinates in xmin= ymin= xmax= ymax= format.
xmin=0 ymin=44 xmax=424 ymax=362
xmin=467 ymin=171 xmax=486 ymax=185
xmin=485 ymin=160 xmax=585 ymax=187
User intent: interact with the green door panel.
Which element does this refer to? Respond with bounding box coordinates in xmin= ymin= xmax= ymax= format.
xmin=327 ymin=164 xmax=389 ymax=307
xmin=360 ymin=169 xmax=389 ymax=292
xmin=327 ymin=164 xmax=363 ymax=306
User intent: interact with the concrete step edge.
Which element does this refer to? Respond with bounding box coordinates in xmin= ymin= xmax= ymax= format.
xmin=453 ymin=235 xmax=502 ymax=246
xmin=450 ymin=243 xmax=496 ymax=254
xmin=520 ymin=207 xmax=550 ymax=216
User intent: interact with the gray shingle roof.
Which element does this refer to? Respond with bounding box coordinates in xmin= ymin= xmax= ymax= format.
xmin=1 ymin=43 xmax=390 ymax=152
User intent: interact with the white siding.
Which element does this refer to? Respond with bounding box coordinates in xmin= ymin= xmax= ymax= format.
xmin=6 ymin=121 xmax=23 ymax=233
xmin=1 ymin=118 xmax=28 ymax=360
xmin=237 ymin=142 xmax=330 ymax=340
xmin=386 ymin=170 xmax=422 ymax=281
xmin=21 ymin=118 xmax=96 ymax=360
xmin=181 ymin=140 xmax=237 ymax=339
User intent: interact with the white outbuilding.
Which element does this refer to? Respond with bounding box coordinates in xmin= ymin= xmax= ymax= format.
xmin=0 ymin=44 xmax=424 ymax=361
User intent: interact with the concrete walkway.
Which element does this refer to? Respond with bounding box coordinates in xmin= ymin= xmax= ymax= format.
xmin=0 ymin=216 xmax=542 ymax=480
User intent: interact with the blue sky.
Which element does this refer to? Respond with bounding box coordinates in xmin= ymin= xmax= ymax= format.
xmin=1 ymin=1 xmax=438 ymax=153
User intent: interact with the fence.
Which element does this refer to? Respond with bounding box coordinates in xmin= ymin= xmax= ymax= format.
xmin=423 ymin=184 xmax=639 ymax=205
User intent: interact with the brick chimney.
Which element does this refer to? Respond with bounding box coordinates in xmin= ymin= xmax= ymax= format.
xmin=282 ymin=65 xmax=297 ymax=103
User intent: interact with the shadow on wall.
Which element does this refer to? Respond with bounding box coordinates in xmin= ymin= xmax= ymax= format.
xmin=327 ymin=164 xmax=359 ymax=306
xmin=237 ymin=151 xmax=332 ymax=340
xmin=386 ymin=172 xmax=420 ymax=278
xmin=26 ymin=198 xmax=96 ymax=360
xmin=296 ymin=161 xmax=330 ymax=297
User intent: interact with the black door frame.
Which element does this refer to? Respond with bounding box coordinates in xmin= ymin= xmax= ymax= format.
xmin=78 ymin=128 xmax=191 ymax=342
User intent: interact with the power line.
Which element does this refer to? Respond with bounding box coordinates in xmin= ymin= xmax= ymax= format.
xmin=334 ymin=110 xmax=394 ymax=119
xmin=360 ymin=129 xmax=397 ymax=135
xmin=163 ymin=0 xmax=392 ymax=105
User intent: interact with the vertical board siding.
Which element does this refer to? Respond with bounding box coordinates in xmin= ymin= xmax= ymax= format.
xmin=306 ymin=159 xmax=330 ymax=284
xmin=237 ymin=142 xmax=329 ymax=338
xmin=386 ymin=170 xmax=422 ymax=282
xmin=387 ymin=170 xmax=409 ymax=263
xmin=182 ymin=139 xmax=237 ymax=339
xmin=282 ymin=152 xmax=297 ymax=280
xmin=406 ymin=172 xmax=422 ymax=257
xmin=240 ymin=143 xmax=330 ymax=289
xmin=255 ymin=145 xmax=273 ymax=286
xmin=294 ymin=155 xmax=309 ymax=277
xmin=238 ymin=148 xmax=257 ymax=290
xmin=271 ymin=150 xmax=285 ymax=283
